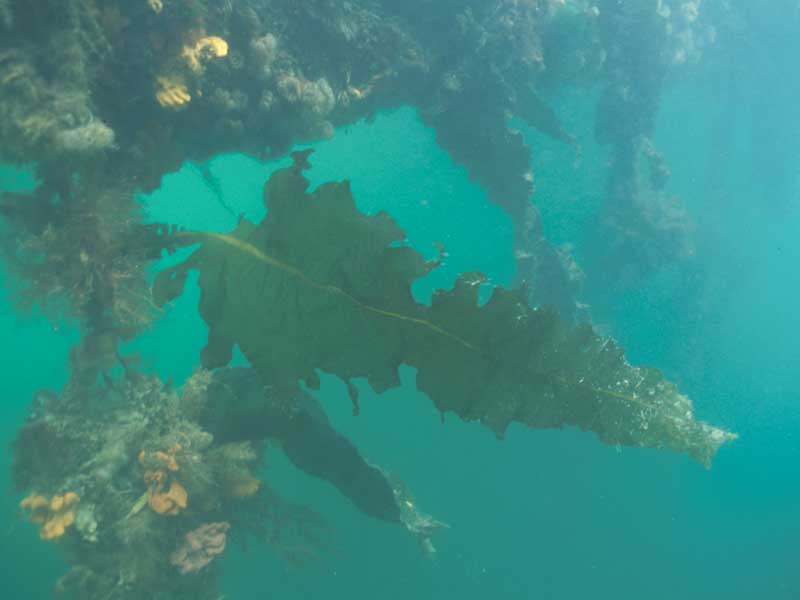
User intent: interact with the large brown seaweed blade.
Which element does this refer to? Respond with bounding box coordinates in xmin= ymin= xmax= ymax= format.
xmin=153 ymin=152 xmax=735 ymax=466
xmin=413 ymin=278 xmax=736 ymax=467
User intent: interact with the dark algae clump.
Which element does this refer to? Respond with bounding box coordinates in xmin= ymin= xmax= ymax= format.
xmin=0 ymin=1 xmax=747 ymax=598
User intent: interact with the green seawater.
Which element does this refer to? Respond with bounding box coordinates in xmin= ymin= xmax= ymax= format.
xmin=2 ymin=96 xmax=798 ymax=598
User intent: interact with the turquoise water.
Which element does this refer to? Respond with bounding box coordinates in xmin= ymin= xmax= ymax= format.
xmin=2 ymin=90 xmax=798 ymax=600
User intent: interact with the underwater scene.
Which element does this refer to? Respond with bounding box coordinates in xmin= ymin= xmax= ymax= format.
xmin=0 ymin=0 xmax=798 ymax=598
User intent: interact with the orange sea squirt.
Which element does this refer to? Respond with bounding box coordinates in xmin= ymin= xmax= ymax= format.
xmin=182 ymin=35 xmax=229 ymax=72
xmin=141 ymin=445 xmax=188 ymax=515
xmin=148 ymin=480 xmax=188 ymax=516
xmin=20 ymin=492 xmax=80 ymax=540
xmin=140 ymin=444 xmax=182 ymax=472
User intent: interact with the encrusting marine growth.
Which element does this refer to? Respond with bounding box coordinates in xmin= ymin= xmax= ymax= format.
xmin=13 ymin=366 xmax=443 ymax=598
xmin=170 ymin=522 xmax=231 ymax=575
